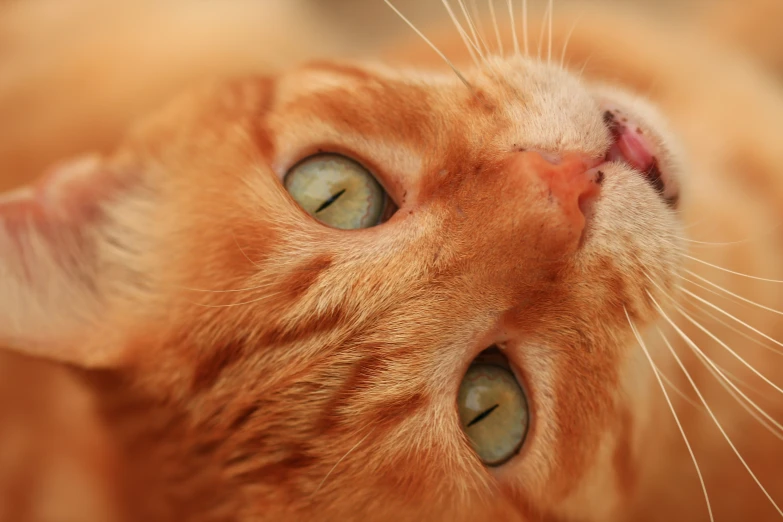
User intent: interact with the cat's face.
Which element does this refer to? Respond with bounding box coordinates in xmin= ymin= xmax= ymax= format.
xmin=0 ymin=55 xmax=684 ymax=520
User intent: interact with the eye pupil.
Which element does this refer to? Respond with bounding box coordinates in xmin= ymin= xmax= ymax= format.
xmin=315 ymin=188 xmax=347 ymax=213
xmin=467 ymin=403 xmax=500 ymax=427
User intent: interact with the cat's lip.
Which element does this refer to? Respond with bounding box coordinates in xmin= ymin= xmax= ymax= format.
xmin=601 ymin=104 xmax=679 ymax=208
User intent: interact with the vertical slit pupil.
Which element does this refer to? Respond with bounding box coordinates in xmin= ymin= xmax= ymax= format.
xmin=316 ymin=189 xmax=347 ymax=213
xmin=468 ymin=403 xmax=500 ymax=427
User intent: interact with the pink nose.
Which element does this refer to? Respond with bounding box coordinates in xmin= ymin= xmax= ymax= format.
xmin=511 ymin=150 xmax=604 ymax=231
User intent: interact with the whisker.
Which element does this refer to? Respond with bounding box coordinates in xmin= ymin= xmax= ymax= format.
xmin=685 ymin=255 xmax=783 ymax=283
xmin=442 ymin=0 xmax=485 ymax=69
xmin=680 ymin=287 xmax=783 ymax=355
xmin=383 ymin=0 xmax=473 ymax=89
xmin=682 ymin=295 xmax=783 ymax=367
xmin=670 ymin=296 xmax=783 ymax=395
xmin=677 ymin=300 xmax=778 ymax=399
xmin=507 ymin=0 xmax=520 ymax=56
xmin=652 ymin=280 xmax=783 ymax=407
xmin=624 ymin=308 xmax=713 ymax=522
xmin=521 ymin=0 xmax=529 ymax=56
xmin=647 ymin=273 xmax=777 ymax=398
xmin=456 ymin=0 xmax=481 ymax=45
xmin=657 ymin=326 xmax=783 ymax=440
xmin=469 ymin=0 xmax=492 ymax=56
xmin=653 ymin=303 xmax=783 ymax=515
xmin=684 ymin=269 xmax=783 ymax=316
xmin=652 ymin=357 xmax=705 ymax=411
xmin=682 ymin=219 xmax=708 ymax=231
xmin=576 ymin=54 xmax=593 ymax=79
xmin=712 ymin=358 xmax=772 ymax=401
xmin=559 ymin=16 xmax=581 ymax=69
xmin=680 ymin=276 xmax=754 ymax=313
xmin=537 ymin=1 xmax=552 ymax=60
xmin=674 ymin=223 xmax=780 ymax=248
xmin=311 ymin=430 xmax=373 ymax=498
xmin=488 ymin=0 xmax=504 ymax=55
xmin=460 ymin=0 xmax=490 ymax=58
xmin=547 ymin=0 xmax=553 ymax=64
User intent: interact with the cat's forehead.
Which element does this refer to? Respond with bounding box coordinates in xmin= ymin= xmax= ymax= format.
xmin=268 ymin=58 xmax=611 ymax=170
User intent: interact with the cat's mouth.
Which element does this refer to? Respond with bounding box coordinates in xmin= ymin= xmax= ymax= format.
xmin=601 ymin=104 xmax=680 ymax=208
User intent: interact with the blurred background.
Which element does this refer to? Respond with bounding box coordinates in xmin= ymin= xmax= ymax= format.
xmin=0 ymin=1 xmax=781 ymax=521
xmin=0 ymin=0 xmax=777 ymax=193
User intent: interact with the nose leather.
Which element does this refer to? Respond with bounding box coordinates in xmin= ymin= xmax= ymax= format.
xmin=510 ymin=150 xmax=604 ymax=233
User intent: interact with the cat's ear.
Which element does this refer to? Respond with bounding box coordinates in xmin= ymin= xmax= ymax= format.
xmin=0 ymin=154 xmax=145 ymax=368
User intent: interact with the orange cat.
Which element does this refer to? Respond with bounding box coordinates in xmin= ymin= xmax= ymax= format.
xmin=1 ymin=1 xmax=783 ymax=521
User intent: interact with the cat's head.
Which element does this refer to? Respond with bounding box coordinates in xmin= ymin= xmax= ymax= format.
xmin=0 ymin=53 xmax=684 ymax=520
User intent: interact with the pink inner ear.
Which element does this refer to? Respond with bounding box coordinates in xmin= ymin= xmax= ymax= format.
xmin=0 ymin=153 xmax=128 ymax=364
xmin=1 ymin=154 xmax=106 ymax=230
xmin=0 ymin=154 xmax=114 ymax=275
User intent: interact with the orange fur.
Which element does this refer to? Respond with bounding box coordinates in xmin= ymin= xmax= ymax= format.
xmin=1 ymin=1 xmax=783 ymax=521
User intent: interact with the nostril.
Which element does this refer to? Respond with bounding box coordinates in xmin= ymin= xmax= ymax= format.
xmin=579 ymin=167 xmax=605 ymax=221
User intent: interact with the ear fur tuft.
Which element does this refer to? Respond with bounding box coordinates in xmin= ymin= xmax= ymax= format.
xmin=0 ymin=154 xmax=144 ymax=367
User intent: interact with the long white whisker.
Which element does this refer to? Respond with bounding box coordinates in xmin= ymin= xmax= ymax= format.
xmin=663 ymin=292 xmax=783 ymax=395
xmin=654 ymin=277 xmax=783 ymax=398
xmin=382 ymin=0 xmax=473 ymax=89
xmin=684 ymin=269 xmax=783 ymax=316
xmin=681 ymin=297 xmax=783 ymax=361
xmin=442 ymin=0 xmax=484 ymax=69
xmin=673 ymin=223 xmax=780 ymax=247
xmin=624 ymin=308 xmax=713 ymax=522
xmin=521 ymin=0 xmax=529 ymax=56
xmin=680 ymin=287 xmax=783 ymax=355
xmin=537 ymin=1 xmax=552 ymax=60
xmin=652 ymin=357 xmax=705 ymax=411
xmin=653 ymin=305 xmax=783 ymax=515
xmin=713 ymin=359 xmax=772 ymax=400
xmin=468 ymin=0 xmax=492 ymax=57
xmin=576 ymin=54 xmax=593 ymax=79
xmin=457 ymin=0 xmax=481 ymax=46
xmin=675 ymin=304 xmax=780 ymax=397
xmin=680 ymin=275 xmax=756 ymax=314
xmin=559 ymin=16 xmax=581 ymax=69
xmin=547 ymin=0 xmax=553 ymax=64
xmin=488 ymin=0 xmax=504 ymax=55
xmin=459 ymin=0 xmax=489 ymax=58
xmin=685 ymin=255 xmax=783 ymax=283
xmin=507 ymin=0 xmax=520 ymax=55
xmin=682 ymin=219 xmax=708 ymax=230
xmin=658 ymin=326 xmax=783 ymax=439
xmin=647 ymin=274 xmax=778 ymax=398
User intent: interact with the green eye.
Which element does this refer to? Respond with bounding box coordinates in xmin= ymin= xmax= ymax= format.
xmin=458 ymin=355 xmax=529 ymax=466
xmin=284 ymin=154 xmax=387 ymax=230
